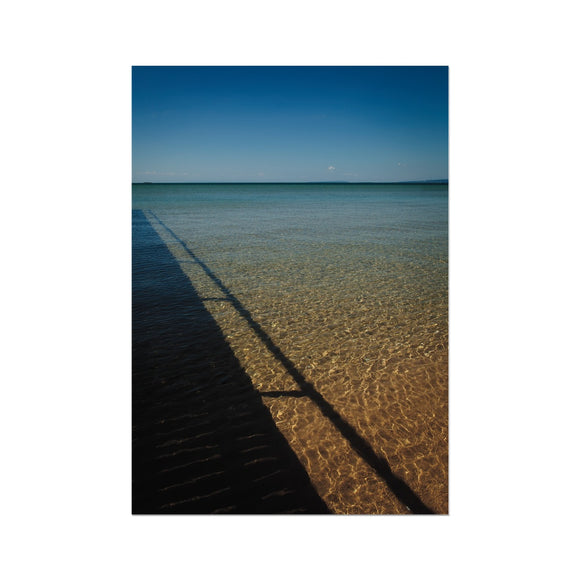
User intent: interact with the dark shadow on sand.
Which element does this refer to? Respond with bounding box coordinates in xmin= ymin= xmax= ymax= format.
xmin=132 ymin=210 xmax=330 ymax=514
xmin=148 ymin=210 xmax=435 ymax=515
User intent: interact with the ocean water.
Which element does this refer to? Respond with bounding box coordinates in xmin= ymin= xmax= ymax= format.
xmin=132 ymin=182 xmax=448 ymax=514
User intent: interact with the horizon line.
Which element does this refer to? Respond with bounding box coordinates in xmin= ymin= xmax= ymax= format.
xmin=132 ymin=179 xmax=449 ymax=185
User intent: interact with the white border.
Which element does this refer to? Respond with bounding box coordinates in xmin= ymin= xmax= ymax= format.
xmin=3 ymin=1 xmax=579 ymax=578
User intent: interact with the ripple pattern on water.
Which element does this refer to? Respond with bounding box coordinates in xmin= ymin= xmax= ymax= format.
xmin=134 ymin=183 xmax=448 ymax=514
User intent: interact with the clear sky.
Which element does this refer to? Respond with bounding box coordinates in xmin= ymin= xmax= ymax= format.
xmin=132 ymin=66 xmax=448 ymax=183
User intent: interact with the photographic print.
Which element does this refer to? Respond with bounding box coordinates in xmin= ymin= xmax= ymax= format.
xmin=132 ymin=66 xmax=448 ymax=514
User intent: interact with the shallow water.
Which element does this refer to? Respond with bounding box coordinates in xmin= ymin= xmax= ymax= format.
xmin=133 ymin=183 xmax=448 ymax=514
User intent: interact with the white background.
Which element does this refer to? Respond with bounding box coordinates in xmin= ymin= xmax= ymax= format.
xmin=2 ymin=1 xmax=578 ymax=578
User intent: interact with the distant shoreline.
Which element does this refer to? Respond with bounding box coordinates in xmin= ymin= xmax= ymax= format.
xmin=133 ymin=180 xmax=448 ymax=186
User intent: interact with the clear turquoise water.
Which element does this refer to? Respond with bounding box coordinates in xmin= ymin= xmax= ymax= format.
xmin=133 ymin=182 xmax=448 ymax=513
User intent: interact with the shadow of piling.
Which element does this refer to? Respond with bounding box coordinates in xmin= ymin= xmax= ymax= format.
xmin=132 ymin=210 xmax=330 ymax=514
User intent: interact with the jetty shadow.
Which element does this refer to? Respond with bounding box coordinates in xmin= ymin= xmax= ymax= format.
xmin=150 ymin=210 xmax=435 ymax=514
xmin=132 ymin=210 xmax=330 ymax=514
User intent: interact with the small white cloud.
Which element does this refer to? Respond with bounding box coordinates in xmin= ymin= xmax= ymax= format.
xmin=328 ymin=165 xmax=336 ymax=171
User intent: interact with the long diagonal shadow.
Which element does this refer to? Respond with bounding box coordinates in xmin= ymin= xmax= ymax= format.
xmin=149 ymin=211 xmax=435 ymax=514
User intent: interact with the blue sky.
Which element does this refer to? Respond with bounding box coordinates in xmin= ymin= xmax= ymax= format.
xmin=132 ymin=66 xmax=448 ymax=182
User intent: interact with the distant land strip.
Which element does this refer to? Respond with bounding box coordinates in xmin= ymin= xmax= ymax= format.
xmin=134 ymin=180 xmax=448 ymax=185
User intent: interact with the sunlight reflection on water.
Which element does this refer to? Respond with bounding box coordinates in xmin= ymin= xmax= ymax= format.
xmin=133 ymin=183 xmax=448 ymax=514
